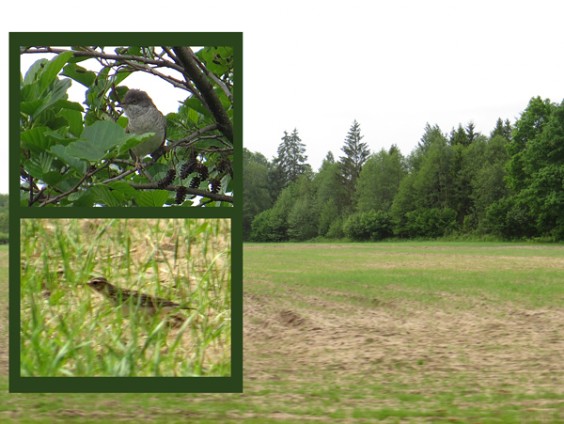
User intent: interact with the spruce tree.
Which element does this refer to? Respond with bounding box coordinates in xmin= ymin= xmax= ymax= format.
xmin=449 ymin=124 xmax=469 ymax=146
xmin=271 ymin=129 xmax=310 ymax=196
xmin=339 ymin=120 xmax=370 ymax=189
xmin=490 ymin=118 xmax=513 ymax=140
xmin=465 ymin=121 xmax=479 ymax=144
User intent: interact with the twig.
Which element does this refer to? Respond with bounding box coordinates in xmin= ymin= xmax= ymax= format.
xmin=121 ymin=60 xmax=193 ymax=93
xmin=130 ymin=183 xmax=233 ymax=203
xmin=39 ymin=163 xmax=110 ymax=206
xmin=168 ymin=124 xmax=219 ymax=149
xmin=22 ymin=47 xmax=186 ymax=74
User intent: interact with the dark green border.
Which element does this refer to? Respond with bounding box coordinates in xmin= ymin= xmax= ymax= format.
xmin=9 ymin=33 xmax=243 ymax=393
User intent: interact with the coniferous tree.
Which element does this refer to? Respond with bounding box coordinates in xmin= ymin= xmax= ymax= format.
xmin=339 ymin=120 xmax=370 ymax=197
xmin=271 ymin=129 xmax=310 ymax=197
xmin=323 ymin=151 xmax=335 ymax=164
xmin=465 ymin=121 xmax=479 ymax=144
xmin=449 ymin=124 xmax=469 ymax=146
xmin=418 ymin=123 xmax=443 ymax=151
xmin=490 ymin=118 xmax=513 ymax=140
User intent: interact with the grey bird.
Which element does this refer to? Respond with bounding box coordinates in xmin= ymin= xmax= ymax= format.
xmin=120 ymin=89 xmax=167 ymax=159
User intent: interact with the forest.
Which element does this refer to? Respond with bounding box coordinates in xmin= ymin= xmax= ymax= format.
xmin=244 ymin=96 xmax=564 ymax=242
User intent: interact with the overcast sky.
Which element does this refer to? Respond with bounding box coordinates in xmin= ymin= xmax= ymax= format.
xmin=2 ymin=0 xmax=564 ymax=194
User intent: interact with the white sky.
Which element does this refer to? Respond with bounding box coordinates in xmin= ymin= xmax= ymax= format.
xmin=2 ymin=0 xmax=564 ymax=195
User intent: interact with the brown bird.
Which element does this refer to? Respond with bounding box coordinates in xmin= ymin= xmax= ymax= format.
xmin=86 ymin=277 xmax=191 ymax=318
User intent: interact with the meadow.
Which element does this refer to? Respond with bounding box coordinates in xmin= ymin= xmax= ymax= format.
xmin=1 ymin=242 xmax=563 ymax=422
xmin=19 ymin=219 xmax=231 ymax=378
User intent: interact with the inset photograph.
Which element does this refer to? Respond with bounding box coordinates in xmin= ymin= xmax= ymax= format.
xmin=19 ymin=218 xmax=231 ymax=377
xmin=19 ymin=44 xmax=237 ymax=207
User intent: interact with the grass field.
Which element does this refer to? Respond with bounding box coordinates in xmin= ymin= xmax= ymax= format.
xmin=1 ymin=242 xmax=563 ymax=422
xmin=19 ymin=219 xmax=231 ymax=378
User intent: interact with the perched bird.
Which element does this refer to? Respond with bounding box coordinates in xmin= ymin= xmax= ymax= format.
xmin=119 ymin=89 xmax=167 ymax=160
xmin=86 ymin=277 xmax=191 ymax=318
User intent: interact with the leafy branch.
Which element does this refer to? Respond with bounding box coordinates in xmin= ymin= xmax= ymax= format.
xmin=20 ymin=45 xmax=235 ymax=207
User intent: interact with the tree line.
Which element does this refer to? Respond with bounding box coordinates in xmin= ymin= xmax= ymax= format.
xmin=244 ymin=96 xmax=564 ymax=242
xmin=0 ymin=194 xmax=8 ymax=244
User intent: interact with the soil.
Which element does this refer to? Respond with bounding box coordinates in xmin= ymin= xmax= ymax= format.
xmin=242 ymin=283 xmax=564 ymax=420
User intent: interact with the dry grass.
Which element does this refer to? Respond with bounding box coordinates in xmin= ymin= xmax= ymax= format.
xmin=19 ymin=219 xmax=231 ymax=377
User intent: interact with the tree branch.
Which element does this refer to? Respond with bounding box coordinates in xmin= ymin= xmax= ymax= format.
xmin=22 ymin=47 xmax=186 ymax=74
xmin=172 ymin=47 xmax=234 ymax=143
xmin=168 ymin=124 xmax=220 ymax=149
xmin=130 ymin=183 xmax=233 ymax=203
xmin=190 ymin=52 xmax=232 ymax=101
xmin=38 ymin=163 xmax=110 ymax=207
xmin=121 ymin=60 xmax=191 ymax=92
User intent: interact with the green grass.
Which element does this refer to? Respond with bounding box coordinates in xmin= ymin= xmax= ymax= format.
xmin=1 ymin=241 xmax=563 ymax=422
xmin=19 ymin=219 xmax=231 ymax=377
xmin=245 ymin=242 xmax=563 ymax=309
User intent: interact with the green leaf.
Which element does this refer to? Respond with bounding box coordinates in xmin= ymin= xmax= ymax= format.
xmin=41 ymin=171 xmax=65 ymax=187
xmin=61 ymin=63 xmax=96 ymax=87
xmin=51 ymin=121 xmax=128 ymax=162
xmin=24 ymin=78 xmax=72 ymax=119
xmin=21 ymin=127 xmax=50 ymax=152
xmin=126 ymin=46 xmax=142 ymax=56
xmin=187 ymin=108 xmax=202 ymax=125
xmin=182 ymin=98 xmax=212 ymax=120
xmin=196 ymin=46 xmax=233 ymax=77
xmin=118 ymin=132 xmax=157 ymax=156
xmin=90 ymin=185 xmax=125 ymax=207
xmin=107 ymin=181 xmax=137 ymax=198
xmin=49 ymin=145 xmax=87 ymax=173
xmin=54 ymin=99 xmax=84 ymax=112
xmin=23 ymin=59 xmax=48 ymax=86
xmin=20 ymin=98 xmax=43 ymax=115
xmin=111 ymin=69 xmax=132 ymax=86
xmin=135 ymin=190 xmax=170 ymax=207
xmin=25 ymin=153 xmax=54 ymax=180
xmin=39 ymin=51 xmax=74 ymax=94
xmin=68 ymin=189 xmax=95 ymax=207
xmin=185 ymin=97 xmax=213 ymax=119
xmin=81 ymin=120 xmax=127 ymax=148
xmin=116 ymin=116 xmax=128 ymax=129
xmin=50 ymin=173 xmax=84 ymax=194
xmin=57 ymin=108 xmax=83 ymax=137
xmin=86 ymin=67 xmax=111 ymax=109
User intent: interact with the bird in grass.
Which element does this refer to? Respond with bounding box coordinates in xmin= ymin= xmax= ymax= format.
xmin=86 ymin=277 xmax=191 ymax=320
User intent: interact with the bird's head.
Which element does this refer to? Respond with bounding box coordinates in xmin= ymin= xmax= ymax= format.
xmin=86 ymin=277 xmax=111 ymax=292
xmin=120 ymin=89 xmax=154 ymax=109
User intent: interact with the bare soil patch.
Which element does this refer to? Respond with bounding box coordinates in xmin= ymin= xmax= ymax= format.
xmin=243 ymin=284 xmax=564 ymax=419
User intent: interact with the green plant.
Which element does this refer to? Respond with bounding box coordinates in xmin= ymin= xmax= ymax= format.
xmin=19 ymin=219 xmax=231 ymax=377
xmin=343 ymin=210 xmax=393 ymax=241
xmin=20 ymin=46 xmax=235 ymax=207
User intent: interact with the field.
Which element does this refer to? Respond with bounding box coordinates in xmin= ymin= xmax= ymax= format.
xmin=18 ymin=219 xmax=231 ymax=378
xmin=1 ymin=242 xmax=563 ymax=422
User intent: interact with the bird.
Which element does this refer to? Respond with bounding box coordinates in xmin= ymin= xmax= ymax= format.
xmin=86 ymin=277 xmax=191 ymax=318
xmin=119 ymin=89 xmax=167 ymax=160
